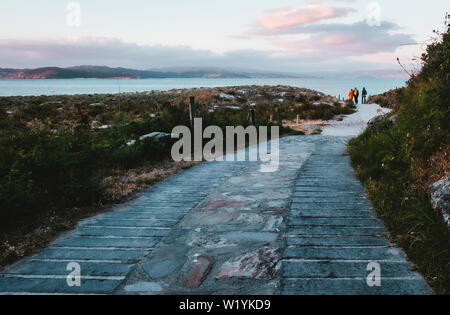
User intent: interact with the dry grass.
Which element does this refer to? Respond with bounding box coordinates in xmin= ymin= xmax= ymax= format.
xmin=411 ymin=146 xmax=450 ymax=194
xmin=103 ymin=160 xmax=198 ymax=202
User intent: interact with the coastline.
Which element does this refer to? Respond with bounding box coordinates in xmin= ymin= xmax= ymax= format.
xmin=0 ymin=77 xmax=407 ymax=98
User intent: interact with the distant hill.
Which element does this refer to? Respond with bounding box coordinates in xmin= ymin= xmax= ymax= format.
xmin=0 ymin=66 xmax=303 ymax=79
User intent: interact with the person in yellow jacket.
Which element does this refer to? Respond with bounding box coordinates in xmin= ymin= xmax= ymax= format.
xmin=353 ymin=88 xmax=360 ymax=104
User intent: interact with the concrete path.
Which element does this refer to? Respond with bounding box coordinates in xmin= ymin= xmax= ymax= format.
xmin=0 ymin=105 xmax=431 ymax=295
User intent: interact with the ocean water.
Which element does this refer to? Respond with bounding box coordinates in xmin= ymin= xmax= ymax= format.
xmin=0 ymin=77 xmax=407 ymax=98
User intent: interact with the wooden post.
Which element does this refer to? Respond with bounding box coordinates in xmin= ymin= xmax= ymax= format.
xmin=296 ymin=115 xmax=300 ymax=125
xmin=250 ymin=109 xmax=255 ymax=125
xmin=270 ymin=114 xmax=273 ymax=123
xmin=189 ymin=96 xmax=196 ymax=129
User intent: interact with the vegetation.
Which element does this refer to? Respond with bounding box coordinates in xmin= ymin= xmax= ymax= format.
xmin=349 ymin=23 xmax=450 ymax=293
xmin=367 ymin=89 xmax=403 ymax=109
xmin=0 ymin=85 xmax=352 ymax=266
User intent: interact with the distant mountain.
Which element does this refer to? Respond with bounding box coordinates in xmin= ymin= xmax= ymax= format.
xmin=147 ymin=67 xmax=305 ymax=79
xmin=0 ymin=66 xmax=304 ymax=79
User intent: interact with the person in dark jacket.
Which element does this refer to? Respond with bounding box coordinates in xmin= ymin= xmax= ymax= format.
xmin=362 ymin=87 xmax=368 ymax=104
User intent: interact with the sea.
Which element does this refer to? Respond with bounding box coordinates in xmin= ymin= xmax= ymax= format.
xmin=0 ymin=77 xmax=407 ymax=98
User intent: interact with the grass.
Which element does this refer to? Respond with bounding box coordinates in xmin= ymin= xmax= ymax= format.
xmin=349 ymin=130 xmax=449 ymax=293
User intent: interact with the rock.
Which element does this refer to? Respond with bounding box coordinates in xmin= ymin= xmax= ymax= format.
xmin=430 ymin=176 xmax=450 ymax=226
xmin=219 ymin=93 xmax=235 ymax=100
xmin=216 ymin=247 xmax=281 ymax=280
xmin=140 ymin=132 xmax=171 ymax=141
xmin=263 ymin=207 xmax=286 ymax=215
xmin=225 ymin=105 xmax=241 ymax=110
xmin=143 ymin=247 xmax=188 ymax=279
xmin=187 ymin=234 xmax=235 ymax=249
xmin=182 ymin=255 xmax=214 ymax=288
xmin=367 ymin=115 xmax=387 ymax=127
xmin=126 ymin=132 xmax=172 ymax=146
xmin=235 ymin=213 xmax=264 ymax=224
xmin=263 ymin=216 xmax=284 ymax=232
xmin=200 ymin=199 xmax=246 ymax=210
xmin=182 ymin=209 xmax=239 ymax=227
xmin=389 ymin=114 xmax=398 ymax=123
xmin=368 ymin=113 xmax=397 ymax=128
xmin=126 ymin=140 xmax=137 ymax=146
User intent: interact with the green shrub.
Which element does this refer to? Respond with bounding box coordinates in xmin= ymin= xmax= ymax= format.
xmin=348 ymin=24 xmax=450 ymax=294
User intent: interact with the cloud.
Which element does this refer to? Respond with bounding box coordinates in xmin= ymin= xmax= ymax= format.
xmin=273 ymin=21 xmax=415 ymax=57
xmin=255 ymin=3 xmax=355 ymax=30
xmin=0 ymin=37 xmax=217 ymax=69
xmin=0 ymin=20 xmax=415 ymax=74
xmin=245 ymin=1 xmax=415 ymax=60
xmin=0 ymin=37 xmax=304 ymax=71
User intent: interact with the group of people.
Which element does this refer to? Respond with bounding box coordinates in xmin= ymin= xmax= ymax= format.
xmin=348 ymin=87 xmax=368 ymax=104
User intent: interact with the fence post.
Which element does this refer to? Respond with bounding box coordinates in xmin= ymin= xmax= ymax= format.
xmin=297 ymin=115 xmax=300 ymax=125
xmin=250 ymin=109 xmax=255 ymax=125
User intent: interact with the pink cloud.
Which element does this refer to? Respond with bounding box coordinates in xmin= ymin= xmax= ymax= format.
xmin=322 ymin=34 xmax=355 ymax=45
xmin=256 ymin=4 xmax=354 ymax=30
xmin=273 ymin=21 xmax=413 ymax=58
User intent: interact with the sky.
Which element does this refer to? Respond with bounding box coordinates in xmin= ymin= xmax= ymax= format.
xmin=0 ymin=0 xmax=448 ymax=75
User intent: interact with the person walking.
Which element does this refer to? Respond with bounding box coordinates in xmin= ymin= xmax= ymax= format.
xmin=348 ymin=89 xmax=354 ymax=104
xmin=362 ymin=87 xmax=368 ymax=104
xmin=353 ymin=88 xmax=360 ymax=105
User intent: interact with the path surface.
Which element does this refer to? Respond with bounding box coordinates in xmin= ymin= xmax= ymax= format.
xmin=0 ymin=104 xmax=431 ymax=295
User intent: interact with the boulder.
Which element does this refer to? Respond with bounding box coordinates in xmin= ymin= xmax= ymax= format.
xmin=367 ymin=114 xmax=387 ymax=127
xmin=430 ymin=176 xmax=450 ymax=227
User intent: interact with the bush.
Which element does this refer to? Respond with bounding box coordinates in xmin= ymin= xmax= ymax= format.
xmin=348 ymin=24 xmax=450 ymax=294
xmin=0 ymin=129 xmax=105 ymax=229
